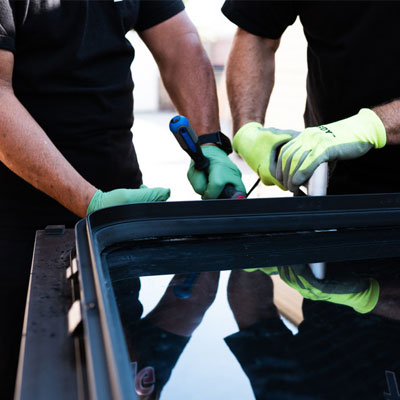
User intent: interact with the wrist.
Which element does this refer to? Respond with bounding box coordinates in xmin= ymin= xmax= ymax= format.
xmin=87 ymin=189 xmax=102 ymax=215
xmin=198 ymin=131 xmax=233 ymax=154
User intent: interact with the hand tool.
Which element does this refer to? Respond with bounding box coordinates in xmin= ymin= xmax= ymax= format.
xmin=169 ymin=115 xmax=246 ymax=298
xmin=169 ymin=115 xmax=246 ymax=199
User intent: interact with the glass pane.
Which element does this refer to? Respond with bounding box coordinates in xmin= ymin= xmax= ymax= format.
xmin=105 ymin=237 xmax=400 ymax=400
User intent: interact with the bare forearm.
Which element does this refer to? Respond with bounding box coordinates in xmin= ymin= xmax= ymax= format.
xmin=372 ymin=281 xmax=400 ymax=320
xmin=157 ymin=33 xmax=220 ymax=134
xmin=226 ymin=28 xmax=280 ymax=134
xmin=373 ymin=99 xmax=400 ymax=145
xmin=0 ymin=87 xmax=96 ymax=217
xmin=139 ymin=11 xmax=220 ymax=135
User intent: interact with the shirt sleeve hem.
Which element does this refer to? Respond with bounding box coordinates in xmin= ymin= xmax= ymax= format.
xmin=221 ymin=3 xmax=284 ymax=39
xmin=135 ymin=2 xmax=185 ymax=32
xmin=0 ymin=34 xmax=15 ymax=54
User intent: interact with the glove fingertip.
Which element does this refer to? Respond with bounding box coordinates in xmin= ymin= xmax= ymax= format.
xmin=154 ymin=187 xmax=171 ymax=201
xmin=162 ymin=188 xmax=171 ymax=201
xmin=202 ymin=187 xmax=222 ymax=200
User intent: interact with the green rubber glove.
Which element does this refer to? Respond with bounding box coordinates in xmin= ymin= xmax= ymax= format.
xmin=278 ymin=265 xmax=380 ymax=314
xmin=232 ymin=122 xmax=300 ymax=190
xmin=187 ymin=145 xmax=246 ymax=199
xmin=276 ymin=108 xmax=387 ymax=192
xmin=87 ymin=185 xmax=170 ymax=214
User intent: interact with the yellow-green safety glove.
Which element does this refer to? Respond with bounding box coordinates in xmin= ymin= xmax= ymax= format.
xmin=276 ymin=108 xmax=386 ymax=192
xmin=233 ymin=122 xmax=300 ymax=190
xmin=187 ymin=145 xmax=246 ymax=199
xmin=245 ymin=267 xmax=278 ymax=275
xmin=87 ymin=185 xmax=170 ymax=214
xmin=278 ymin=265 xmax=380 ymax=314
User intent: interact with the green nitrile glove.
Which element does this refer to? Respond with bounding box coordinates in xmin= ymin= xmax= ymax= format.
xmin=233 ymin=122 xmax=300 ymax=190
xmin=187 ymin=145 xmax=246 ymax=199
xmin=245 ymin=267 xmax=278 ymax=275
xmin=86 ymin=185 xmax=170 ymax=214
xmin=276 ymin=108 xmax=387 ymax=192
xmin=278 ymin=265 xmax=380 ymax=314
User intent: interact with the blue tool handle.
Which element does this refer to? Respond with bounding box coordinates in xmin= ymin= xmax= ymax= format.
xmin=169 ymin=115 xmax=246 ymax=199
xmin=169 ymin=115 xmax=209 ymax=171
xmin=173 ymin=273 xmax=200 ymax=299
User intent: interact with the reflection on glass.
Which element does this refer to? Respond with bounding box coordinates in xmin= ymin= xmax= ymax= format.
xmin=109 ymin=257 xmax=400 ymax=400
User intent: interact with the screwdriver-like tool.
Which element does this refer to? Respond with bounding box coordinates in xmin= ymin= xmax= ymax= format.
xmin=169 ymin=115 xmax=245 ymax=299
xmin=169 ymin=115 xmax=246 ymax=199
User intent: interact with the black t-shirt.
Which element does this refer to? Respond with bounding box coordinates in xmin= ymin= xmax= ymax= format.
xmin=0 ymin=0 xmax=184 ymax=228
xmin=222 ymin=1 xmax=400 ymax=194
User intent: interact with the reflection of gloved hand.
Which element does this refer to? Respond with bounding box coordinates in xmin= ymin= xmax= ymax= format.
xmin=276 ymin=109 xmax=386 ymax=192
xmin=87 ymin=185 xmax=170 ymax=214
xmin=245 ymin=267 xmax=278 ymax=275
xmin=278 ymin=265 xmax=380 ymax=314
xmin=233 ymin=122 xmax=300 ymax=190
xmin=187 ymin=145 xmax=246 ymax=199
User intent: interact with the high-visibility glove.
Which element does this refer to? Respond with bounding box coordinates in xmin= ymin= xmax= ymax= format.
xmin=232 ymin=122 xmax=300 ymax=190
xmin=276 ymin=108 xmax=386 ymax=192
xmin=187 ymin=145 xmax=246 ymax=199
xmin=87 ymin=185 xmax=170 ymax=214
xmin=245 ymin=267 xmax=278 ymax=275
xmin=278 ymin=265 xmax=380 ymax=314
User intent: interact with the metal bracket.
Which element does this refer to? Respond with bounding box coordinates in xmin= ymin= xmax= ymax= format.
xmin=44 ymin=225 xmax=66 ymax=236
xmin=66 ymin=257 xmax=78 ymax=280
xmin=67 ymin=300 xmax=82 ymax=335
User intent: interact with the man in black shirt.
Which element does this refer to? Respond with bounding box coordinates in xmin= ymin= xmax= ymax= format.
xmin=221 ymin=2 xmax=400 ymax=399
xmin=222 ymin=1 xmax=400 ymax=195
xmin=221 ymin=0 xmax=400 ymax=305
xmin=0 ymin=1 xmax=245 ymax=397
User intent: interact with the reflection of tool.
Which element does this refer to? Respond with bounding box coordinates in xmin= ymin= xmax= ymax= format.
xmin=173 ymin=273 xmax=200 ymax=299
xmin=169 ymin=115 xmax=246 ymax=199
xmin=299 ymin=163 xmax=329 ymax=279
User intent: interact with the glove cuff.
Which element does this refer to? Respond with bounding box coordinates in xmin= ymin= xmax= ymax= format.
xmin=353 ymin=278 xmax=380 ymax=314
xmin=233 ymin=122 xmax=264 ymax=172
xmin=87 ymin=189 xmax=103 ymax=215
xmin=201 ymin=144 xmax=230 ymax=158
xmin=358 ymin=108 xmax=387 ymax=149
xmin=233 ymin=122 xmax=264 ymax=154
xmin=245 ymin=267 xmax=279 ymax=275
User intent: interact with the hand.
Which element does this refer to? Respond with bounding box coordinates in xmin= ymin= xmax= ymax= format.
xmin=187 ymin=145 xmax=246 ymax=199
xmin=86 ymin=185 xmax=170 ymax=214
xmin=228 ymin=269 xmax=278 ymax=330
xmin=276 ymin=108 xmax=387 ymax=192
xmin=278 ymin=265 xmax=380 ymax=314
xmin=232 ymin=122 xmax=300 ymax=190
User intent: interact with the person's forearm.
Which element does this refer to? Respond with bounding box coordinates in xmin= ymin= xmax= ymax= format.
xmin=373 ymin=100 xmax=400 ymax=145
xmin=226 ymin=28 xmax=280 ymax=134
xmin=0 ymin=86 xmax=96 ymax=217
xmin=157 ymin=35 xmax=220 ymax=135
xmin=139 ymin=12 xmax=220 ymax=135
